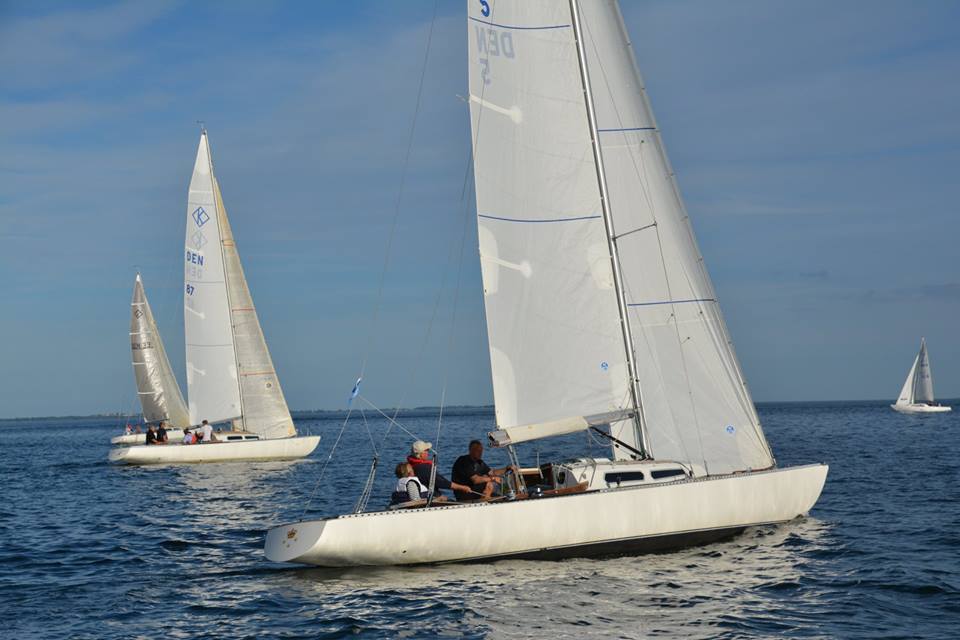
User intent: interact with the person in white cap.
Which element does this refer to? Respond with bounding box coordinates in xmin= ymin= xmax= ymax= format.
xmin=406 ymin=440 xmax=472 ymax=499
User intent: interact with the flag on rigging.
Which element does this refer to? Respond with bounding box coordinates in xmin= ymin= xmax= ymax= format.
xmin=348 ymin=377 xmax=362 ymax=407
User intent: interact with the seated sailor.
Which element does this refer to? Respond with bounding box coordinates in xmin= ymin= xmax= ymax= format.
xmin=407 ymin=440 xmax=472 ymax=499
xmin=389 ymin=462 xmax=430 ymax=506
xmin=451 ymin=439 xmax=513 ymax=501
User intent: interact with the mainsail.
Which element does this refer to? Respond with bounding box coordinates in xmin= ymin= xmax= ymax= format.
xmin=468 ymin=1 xmax=633 ymax=438
xmin=468 ymin=0 xmax=773 ymax=474
xmin=130 ymin=273 xmax=190 ymax=428
xmin=897 ymin=338 xmax=935 ymax=406
xmin=184 ymin=132 xmax=295 ymax=438
xmin=915 ymin=338 xmax=934 ymax=404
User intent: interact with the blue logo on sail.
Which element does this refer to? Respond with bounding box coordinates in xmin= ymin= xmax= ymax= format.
xmin=725 ymin=425 xmax=736 ymax=434
xmin=191 ymin=230 xmax=207 ymax=250
xmin=192 ymin=206 xmax=210 ymax=227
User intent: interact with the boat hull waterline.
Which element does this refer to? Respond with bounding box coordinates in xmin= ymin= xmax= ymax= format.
xmin=890 ymin=404 xmax=952 ymax=414
xmin=109 ymin=435 xmax=320 ymax=465
xmin=265 ymin=463 xmax=828 ymax=567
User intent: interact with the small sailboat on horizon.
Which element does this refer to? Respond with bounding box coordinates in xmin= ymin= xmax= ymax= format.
xmin=891 ymin=338 xmax=952 ymax=414
xmin=264 ymin=0 xmax=826 ymax=567
xmin=111 ymin=131 xmax=320 ymax=464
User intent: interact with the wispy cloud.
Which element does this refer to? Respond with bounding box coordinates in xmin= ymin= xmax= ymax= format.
xmin=0 ymin=1 xmax=958 ymax=414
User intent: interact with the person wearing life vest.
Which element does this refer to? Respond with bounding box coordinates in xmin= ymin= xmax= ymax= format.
xmin=390 ymin=462 xmax=431 ymax=506
xmin=407 ymin=441 xmax=473 ymax=500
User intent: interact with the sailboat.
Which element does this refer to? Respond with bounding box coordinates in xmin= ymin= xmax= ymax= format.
xmin=264 ymin=0 xmax=827 ymax=566
xmin=110 ymin=132 xmax=321 ymax=464
xmin=891 ymin=338 xmax=952 ymax=413
xmin=111 ymin=273 xmax=191 ymax=445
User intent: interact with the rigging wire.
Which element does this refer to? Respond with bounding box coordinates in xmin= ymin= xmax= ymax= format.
xmin=432 ymin=0 xmax=496 ymax=455
xmin=297 ymin=1 xmax=441 ymax=519
xmin=433 ymin=160 xmax=475 ymax=453
xmin=355 ymin=0 xmax=440 ymax=382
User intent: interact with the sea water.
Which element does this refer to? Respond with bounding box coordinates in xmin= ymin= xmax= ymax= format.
xmin=1 ymin=401 xmax=957 ymax=638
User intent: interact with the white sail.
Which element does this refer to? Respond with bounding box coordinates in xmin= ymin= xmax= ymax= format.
xmin=214 ymin=178 xmax=296 ymax=439
xmin=896 ymin=354 xmax=919 ymax=405
xmin=468 ymin=0 xmax=772 ymax=475
xmin=577 ymin=1 xmax=773 ymax=473
xmin=184 ymin=132 xmax=242 ymax=426
xmin=915 ymin=338 xmax=934 ymax=404
xmin=468 ymin=1 xmax=633 ymax=432
xmin=130 ymin=273 xmax=190 ymax=428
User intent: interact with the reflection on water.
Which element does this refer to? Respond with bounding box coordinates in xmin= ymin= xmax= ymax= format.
xmin=1 ymin=404 xmax=958 ymax=638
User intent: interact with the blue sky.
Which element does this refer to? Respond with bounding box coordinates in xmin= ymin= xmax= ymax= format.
xmin=1 ymin=1 xmax=958 ymax=418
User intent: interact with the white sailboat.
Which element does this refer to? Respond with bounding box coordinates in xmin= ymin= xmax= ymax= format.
xmin=891 ymin=338 xmax=952 ymax=414
xmin=112 ymin=273 xmax=191 ymax=445
xmin=264 ymin=0 xmax=826 ymax=566
xmin=111 ymin=132 xmax=320 ymax=464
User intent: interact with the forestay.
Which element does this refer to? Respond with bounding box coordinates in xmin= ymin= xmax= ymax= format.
xmin=468 ymin=0 xmax=633 ymax=433
xmin=184 ymin=132 xmax=242 ymax=426
xmin=130 ymin=274 xmax=190 ymax=428
xmin=576 ymin=0 xmax=773 ymax=474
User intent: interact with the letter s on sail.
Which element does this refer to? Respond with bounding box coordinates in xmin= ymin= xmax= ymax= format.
xmin=479 ymin=0 xmax=490 ymax=17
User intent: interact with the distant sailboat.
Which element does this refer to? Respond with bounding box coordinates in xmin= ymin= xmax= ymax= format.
xmin=112 ymin=273 xmax=190 ymax=445
xmin=111 ymin=132 xmax=320 ymax=464
xmin=891 ymin=338 xmax=952 ymax=414
xmin=264 ymin=0 xmax=827 ymax=567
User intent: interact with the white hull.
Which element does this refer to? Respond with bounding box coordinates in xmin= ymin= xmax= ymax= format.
xmin=265 ymin=463 xmax=828 ymax=567
xmin=891 ymin=403 xmax=952 ymax=414
xmin=109 ymin=435 xmax=320 ymax=465
xmin=111 ymin=429 xmax=185 ymax=445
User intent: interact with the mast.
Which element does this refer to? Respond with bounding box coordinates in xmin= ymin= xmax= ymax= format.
xmin=569 ymin=0 xmax=649 ymax=457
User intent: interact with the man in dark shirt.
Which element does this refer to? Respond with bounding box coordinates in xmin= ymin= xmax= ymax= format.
xmin=451 ymin=439 xmax=512 ymax=501
xmin=145 ymin=425 xmax=158 ymax=446
xmin=156 ymin=422 xmax=168 ymax=443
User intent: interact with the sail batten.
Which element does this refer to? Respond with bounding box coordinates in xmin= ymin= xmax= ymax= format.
xmin=130 ymin=274 xmax=190 ymax=428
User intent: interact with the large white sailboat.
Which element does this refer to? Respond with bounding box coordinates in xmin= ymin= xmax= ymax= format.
xmin=264 ymin=0 xmax=826 ymax=566
xmin=111 ymin=132 xmax=320 ymax=464
xmin=891 ymin=338 xmax=952 ymax=414
xmin=112 ymin=273 xmax=191 ymax=445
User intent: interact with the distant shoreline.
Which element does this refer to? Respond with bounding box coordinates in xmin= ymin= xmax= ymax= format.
xmin=0 ymin=405 xmax=496 ymax=423
xmin=2 ymin=398 xmax=956 ymax=422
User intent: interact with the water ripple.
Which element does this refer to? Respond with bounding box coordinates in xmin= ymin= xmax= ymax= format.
xmin=1 ymin=405 xmax=959 ymax=637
